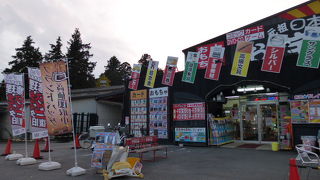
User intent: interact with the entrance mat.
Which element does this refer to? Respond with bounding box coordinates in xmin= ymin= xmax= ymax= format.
xmin=237 ymin=144 xmax=262 ymax=149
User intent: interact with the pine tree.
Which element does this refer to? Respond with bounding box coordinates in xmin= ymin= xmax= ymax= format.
xmin=104 ymin=56 xmax=132 ymax=86
xmin=138 ymin=54 xmax=151 ymax=71
xmin=2 ymin=36 xmax=43 ymax=99
xmin=4 ymin=36 xmax=43 ymax=73
xmin=44 ymin=36 xmax=65 ymax=61
xmin=119 ymin=62 xmax=132 ymax=80
xmin=66 ymin=29 xmax=96 ymax=89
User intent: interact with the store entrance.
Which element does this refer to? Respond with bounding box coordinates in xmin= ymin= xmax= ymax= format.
xmin=240 ymin=102 xmax=278 ymax=143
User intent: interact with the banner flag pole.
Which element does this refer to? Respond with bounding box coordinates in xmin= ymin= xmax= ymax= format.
xmin=17 ymin=73 xmax=37 ymax=166
xmin=65 ymin=59 xmax=86 ymax=176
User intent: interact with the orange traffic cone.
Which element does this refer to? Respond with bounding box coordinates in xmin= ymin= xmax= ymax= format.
xmin=33 ymin=139 xmax=43 ymax=159
xmin=41 ymin=137 xmax=52 ymax=152
xmin=289 ymin=158 xmax=300 ymax=180
xmin=1 ymin=138 xmax=12 ymax=156
xmin=71 ymin=134 xmax=81 ymax=149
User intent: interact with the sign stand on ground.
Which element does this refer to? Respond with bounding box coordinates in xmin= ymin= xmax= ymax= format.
xmin=38 ymin=135 xmax=61 ymax=170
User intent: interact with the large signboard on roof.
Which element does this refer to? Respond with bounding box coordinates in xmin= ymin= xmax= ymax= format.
xmin=226 ymin=25 xmax=265 ymax=46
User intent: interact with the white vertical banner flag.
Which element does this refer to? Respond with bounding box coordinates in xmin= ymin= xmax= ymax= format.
xmin=28 ymin=67 xmax=48 ymax=139
xmin=4 ymin=73 xmax=26 ymax=136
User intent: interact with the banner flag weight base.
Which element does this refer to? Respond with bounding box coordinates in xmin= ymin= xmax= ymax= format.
xmin=66 ymin=166 xmax=86 ymax=176
xmin=39 ymin=161 xmax=61 ymax=171
xmin=5 ymin=153 xmax=23 ymax=161
xmin=16 ymin=157 xmax=37 ymax=166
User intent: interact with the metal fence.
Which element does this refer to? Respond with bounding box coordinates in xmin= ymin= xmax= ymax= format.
xmin=73 ymin=113 xmax=99 ymax=134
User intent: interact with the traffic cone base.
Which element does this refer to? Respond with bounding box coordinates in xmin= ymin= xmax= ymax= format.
xmin=1 ymin=139 xmax=12 ymax=156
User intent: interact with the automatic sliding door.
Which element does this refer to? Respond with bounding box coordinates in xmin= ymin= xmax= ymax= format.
xmin=260 ymin=104 xmax=278 ymax=141
xmin=242 ymin=105 xmax=259 ymax=141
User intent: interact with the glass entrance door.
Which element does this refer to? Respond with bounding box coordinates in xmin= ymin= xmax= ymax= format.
xmin=240 ymin=102 xmax=278 ymax=143
xmin=242 ymin=105 xmax=259 ymax=141
xmin=260 ymin=104 xmax=278 ymax=141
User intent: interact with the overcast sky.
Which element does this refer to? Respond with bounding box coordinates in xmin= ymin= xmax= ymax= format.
xmin=0 ymin=0 xmax=307 ymax=78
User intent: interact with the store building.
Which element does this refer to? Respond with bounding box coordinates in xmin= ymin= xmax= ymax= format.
xmin=124 ymin=0 xmax=320 ymax=148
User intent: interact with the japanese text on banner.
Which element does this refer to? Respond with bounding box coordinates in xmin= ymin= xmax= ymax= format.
xmin=162 ymin=56 xmax=178 ymax=86
xmin=205 ymin=42 xmax=225 ymax=80
xmin=144 ymin=61 xmax=158 ymax=88
xmin=231 ymin=41 xmax=253 ymax=77
xmin=261 ymin=34 xmax=287 ymax=73
xmin=129 ymin=64 xmax=142 ymax=90
xmin=40 ymin=61 xmax=72 ymax=135
xmin=28 ymin=67 xmax=48 ymax=139
xmin=4 ymin=73 xmax=26 ymax=136
xmin=182 ymin=52 xmax=199 ymax=84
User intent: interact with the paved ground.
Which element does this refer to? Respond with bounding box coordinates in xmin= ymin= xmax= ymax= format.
xmin=0 ymin=141 xmax=319 ymax=180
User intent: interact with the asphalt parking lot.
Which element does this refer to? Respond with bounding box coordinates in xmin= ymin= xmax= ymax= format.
xmin=0 ymin=141 xmax=319 ymax=180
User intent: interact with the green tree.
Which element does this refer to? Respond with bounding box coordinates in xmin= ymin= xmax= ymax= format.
xmin=138 ymin=54 xmax=151 ymax=72
xmin=4 ymin=36 xmax=43 ymax=73
xmin=44 ymin=36 xmax=65 ymax=61
xmin=2 ymin=36 xmax=43 ymax=99
xmin=66 ymin=28 xmax=96 ymax=89
xmin=119 ymin=62 xmax=132 ymax=80
xmin=103 ymin=56 xmax=132 ymax=86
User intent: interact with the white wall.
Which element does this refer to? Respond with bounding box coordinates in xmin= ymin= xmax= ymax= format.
xmin=72 ymin=98 xmax=97 ymax=114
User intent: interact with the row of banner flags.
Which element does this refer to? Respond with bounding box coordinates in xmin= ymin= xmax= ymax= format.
xmin=4 ymin=61 xmax=72 ymax=139
xmin=128 ymin=25 xmax=320 ymax=90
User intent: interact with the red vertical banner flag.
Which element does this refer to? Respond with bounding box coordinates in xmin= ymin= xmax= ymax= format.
xmin=28 ymin=67 xmax=48 ymax=139
xmin=197 ymin=43 xmax=217 ymax=69
xmin=162 ymin=56 xmax=178 ymax=86
xmin=40 ymin=61 xmax=72 ymax=135
xmin=128 ymin=64 xmax=142 ymax=90
xmin=4 ymin=73 xmax=26 ymax=136
xmin=204 ymin=42 xmax=225 ymax=80
xmin=261 ymin=34 xmax=287 ymax=73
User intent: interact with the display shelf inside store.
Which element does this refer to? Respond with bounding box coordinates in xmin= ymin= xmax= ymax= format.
xmin=208 ymin=116 xmax=235 ymax=146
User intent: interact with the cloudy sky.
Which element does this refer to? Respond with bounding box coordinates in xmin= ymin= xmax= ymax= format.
xmin=0 ymin=0 xmax=307 ymax=77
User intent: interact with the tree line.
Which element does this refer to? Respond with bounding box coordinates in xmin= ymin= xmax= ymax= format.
xmin=1 ymin=28 xmax=153 ymax=99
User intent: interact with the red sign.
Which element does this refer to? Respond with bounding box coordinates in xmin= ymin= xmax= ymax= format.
xmin=162 ymin=65 xmax=176 ymax=86
xmin=28 ymin=67 xmax=48 ymax=139
xmin=173 ymin=103 xmax=205 ymax=121
xmin=4 ymin=73 xmax=26 ymax=136
xmin=128 ymin=71 xmax=140 ymax=90
xmin=205 ymin=58 xmax=222 ymax=80
xmin=197 ymin=44 xmax=212 ymax=69
xmin=261 ymin=46 xmax=285 ymax=73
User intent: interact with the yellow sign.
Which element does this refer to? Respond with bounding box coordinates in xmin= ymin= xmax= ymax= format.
xmin=96 ymin=74 xmax=111 ymax=87
xmin=130 ymin=89 xmax=147 ymax=100
xmin=231 ymin=41 xmax=253 ymax=77
xmin=144 ymin=61 xmax=159 ymax=88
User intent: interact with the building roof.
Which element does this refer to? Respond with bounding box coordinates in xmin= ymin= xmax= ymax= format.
xmin=71 ymin=85 xmax=124 ymax=100
xmin=182 ymin=0 xmax=314 ymax=54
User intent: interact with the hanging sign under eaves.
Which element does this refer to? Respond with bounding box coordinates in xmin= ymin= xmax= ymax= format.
xmin=230 ymin=41 xmax=253 ymax=77
xmin=296 ymin=26 xmax=320 ymax=69
xmin=261 ymin=34 xmax=287 ymax=73
xmin=182 ymin=52 xmax=199 ymax=84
